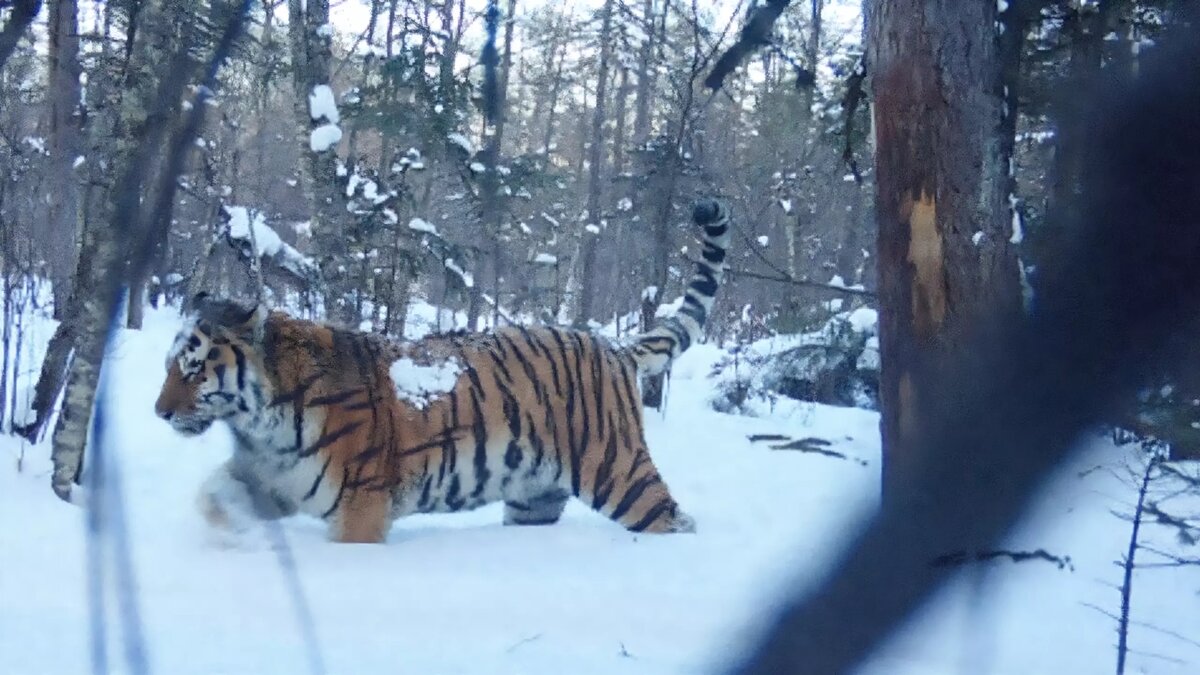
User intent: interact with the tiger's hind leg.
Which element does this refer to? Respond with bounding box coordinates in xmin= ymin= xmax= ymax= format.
xmin=504 ymin=490 xmax=569 ymax=526
xmin=584 ymin=445 xmax=695 ymax=534
xmin=328 ymin=488 xmax=392 ymax=544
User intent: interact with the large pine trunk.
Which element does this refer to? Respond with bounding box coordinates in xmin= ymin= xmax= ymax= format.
xmin=869 ymin=0 xmax=1022 ymax=501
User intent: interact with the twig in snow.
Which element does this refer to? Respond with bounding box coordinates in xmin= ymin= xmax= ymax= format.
xmin=750 ymin=434 xmax=868 ymax=466
xmin=504 ymin=633 xmax=543 ymax=654
xmin=747 ymin=433 xmax=791 ymax=443
xmin=1113 ymin=449 xmax=1160 ymax=675
xmin=931 ymin=548 xmax=1075 ymax=571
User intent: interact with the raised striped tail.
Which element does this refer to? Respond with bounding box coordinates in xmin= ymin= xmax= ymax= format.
xmin=629 ymin=198 xmax=731 ymax=376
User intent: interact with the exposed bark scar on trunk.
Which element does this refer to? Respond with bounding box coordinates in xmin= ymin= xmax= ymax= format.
xmin=904 ymin=192 xmax=946 ymax=337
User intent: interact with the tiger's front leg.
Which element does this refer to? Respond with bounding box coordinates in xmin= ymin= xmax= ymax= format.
xmin=197 ymin=458 xmax=297 ymax=534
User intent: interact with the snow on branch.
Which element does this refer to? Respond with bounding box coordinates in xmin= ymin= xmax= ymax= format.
xmin=222 ymin=206 xmax=321 ymax=287
xmin=310 ymin=124 xmax=342 ymax=152
xmin=444 ymin=258 xmax=474 ymax=288
xmin=308 ymin=84 xmax=343 ymax=152
xmin=309 ymin=84 xmax=340 ymax=123
xmin=447 ymin=132 xmax=475 ymax=157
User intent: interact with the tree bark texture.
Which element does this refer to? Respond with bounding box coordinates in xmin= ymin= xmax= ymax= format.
xmin=288 ymin=0 xmax=356 ymax=324
xmin=631 ymin=0 xmax=658 ymax=148
xmin=870 ymin=0 xmax=1022 ymax=500
xmin=46 ymin=0 xmax=84 ymax=318
xmin=48 ymin=0 xmax=194 ymax=502
xmin=575 ymin=0 xmax=614 ymax=327
xmin=16 ymin=0 xmax=84 ymax=442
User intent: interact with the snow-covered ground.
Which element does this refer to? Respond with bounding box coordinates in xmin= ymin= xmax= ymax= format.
xmin=1 ymin=304 xmax=1198 ymax=674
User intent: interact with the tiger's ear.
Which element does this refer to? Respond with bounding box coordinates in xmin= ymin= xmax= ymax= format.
xmin=185 ymin=291 xmax=211 ymax=316
xmin=242 ymin=303 xmax=268 ymax=346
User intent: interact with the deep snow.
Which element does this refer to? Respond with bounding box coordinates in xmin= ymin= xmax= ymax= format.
xmin=1 ymin=304 xmax=1197 ymax=674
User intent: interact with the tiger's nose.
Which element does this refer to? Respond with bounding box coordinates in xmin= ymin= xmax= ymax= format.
xmin=156 ymin=405 xmax=174 ymax=421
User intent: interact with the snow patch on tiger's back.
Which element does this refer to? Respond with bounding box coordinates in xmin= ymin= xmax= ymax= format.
xmin=388 ymin=356 xmax=462 ymax=409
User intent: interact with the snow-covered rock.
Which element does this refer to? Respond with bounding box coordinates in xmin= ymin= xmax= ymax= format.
xmin=709 ymin=307 xmax=880 ymax=414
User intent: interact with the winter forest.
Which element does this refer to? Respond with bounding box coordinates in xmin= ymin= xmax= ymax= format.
xmin=1 ymin=0 xmax=1199 ymax=673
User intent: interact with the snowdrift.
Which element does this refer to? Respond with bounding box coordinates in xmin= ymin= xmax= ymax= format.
xmin=1 ymin=304 xmax=1196 ymax=674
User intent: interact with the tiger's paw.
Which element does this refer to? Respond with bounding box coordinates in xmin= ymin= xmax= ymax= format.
xmin=667 ymin=511 xmax=696 ymax=533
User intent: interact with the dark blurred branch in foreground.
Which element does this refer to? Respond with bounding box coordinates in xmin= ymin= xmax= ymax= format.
xmin=704 ymin=0 xmax=791 ymax=90
xmin=733 ymin=13 xmax=1200 ymax=675
xmin=0 ymin=0 xmax=42 ymax=73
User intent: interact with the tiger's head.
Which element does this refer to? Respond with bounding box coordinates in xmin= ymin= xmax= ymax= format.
xmin=155 ymin=293 xmax=268 ymax=436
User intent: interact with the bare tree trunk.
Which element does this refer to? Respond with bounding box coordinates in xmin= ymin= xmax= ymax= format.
xmin=346 ymin=0 xmax=381 ymax=160
xmin=46 ymin=0 xmax=83 ymax=319
xmin=438 ymin=0 xmax=461 ymax=98
xmin=288 ymin=0 xmax=355 ymax=323
xmin=575 ymin=0 xmax=614 ymax=327
xmin=611 ymin=66 xmax=631 ymax=176
xmin=604 ymin=64 xmax=633 ymax=320
xmin=126 ymin=278 xmax=146 ymax=328
xmin=488 ymin=0 xmax=518 ymax=328
xmin=254 ymin=0 xmax=279 ymax=197
xmin=375 ymin=0 xmax=399 ymax=174
xmin=526 ymin=13 xmax=564 ymax=155
xmin=49 ymin=0 xmax=196 ymax=501
xmin=631 ymin=0 xmax=658 ymax=148
xmin=469 ymin=0 xmax=516 ymax=332
xmin=541 ymin=38 xmax=567 ymax=156
xmin=494 ymin=0 xmax=517 ymax=154
xmin=0 ymin=0 xmax=41 ymax=72
xmin=16 ymin=0 xmax=85 ymax=442
xmin=871 ymin=0 xmax=1022 ymax=501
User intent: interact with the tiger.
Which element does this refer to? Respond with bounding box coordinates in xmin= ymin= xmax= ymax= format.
xmin=154 ymin=199 xmax=732 ymax=543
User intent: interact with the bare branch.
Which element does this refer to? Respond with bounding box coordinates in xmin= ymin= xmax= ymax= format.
xmin=725 ymin=266 xmax=876 ymax=298
xmin=704 ymin=0 xmax=792 ymax=90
